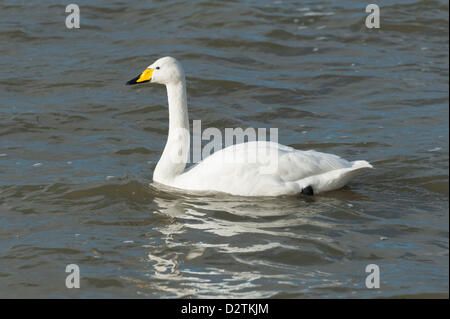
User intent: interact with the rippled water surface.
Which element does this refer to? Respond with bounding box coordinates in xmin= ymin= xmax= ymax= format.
xmin=0 ymin=0 xmax=448 ymax=298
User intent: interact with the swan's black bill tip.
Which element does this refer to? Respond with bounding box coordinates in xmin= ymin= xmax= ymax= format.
xmin=301 ymin=185 xmax=314 ymax=196
xmin=126 ymin=75 xmax=150 ymax=86
xmin=126 ymin=75 xmax=140 ymax=85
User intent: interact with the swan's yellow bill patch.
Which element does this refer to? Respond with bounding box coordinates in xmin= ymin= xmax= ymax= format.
xmin=137 ymin=68 xmax=153 ymax=83
xmin=126 ymin=68 xmax=153 ymax=85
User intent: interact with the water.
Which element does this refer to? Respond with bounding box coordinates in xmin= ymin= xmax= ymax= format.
xmin=0 ymin=0 xmax=448 ymax=298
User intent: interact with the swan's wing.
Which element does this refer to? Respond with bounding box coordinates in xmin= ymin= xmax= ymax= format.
xmin=174 ymin=141 xmax=367 ymax=195
xmin=196 ymin=141 xmax=350 ymax=177
xmin=277 ymin=148 xmax=352 ymax=182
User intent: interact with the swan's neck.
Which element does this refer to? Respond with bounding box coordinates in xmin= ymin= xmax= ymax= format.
xmin=153 ymin=80 xmax=190 ymax=184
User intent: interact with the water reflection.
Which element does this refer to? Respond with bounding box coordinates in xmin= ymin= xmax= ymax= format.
xmin=131 ymin=189 xmax=374 ymax=298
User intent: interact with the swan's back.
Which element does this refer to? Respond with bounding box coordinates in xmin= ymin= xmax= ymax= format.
xmin=173 ymin=141 xmax=372 ymax=196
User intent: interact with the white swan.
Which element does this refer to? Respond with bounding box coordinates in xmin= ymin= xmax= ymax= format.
xmin=127 ymin=57 xmax=372 ymax=196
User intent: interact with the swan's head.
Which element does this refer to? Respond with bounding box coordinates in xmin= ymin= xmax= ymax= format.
xmin=126 ymin=56 xmax=185 ymax=86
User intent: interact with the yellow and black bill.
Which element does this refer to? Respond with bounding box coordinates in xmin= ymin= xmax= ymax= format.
xmin=126 ymin=68 xmax=153 ymax=85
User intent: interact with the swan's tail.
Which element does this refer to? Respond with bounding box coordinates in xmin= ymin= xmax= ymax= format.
xmin=297 ymin=160 xmax=373 ymax=194
xmin=351 ymin=160 xmax=373 ymax=170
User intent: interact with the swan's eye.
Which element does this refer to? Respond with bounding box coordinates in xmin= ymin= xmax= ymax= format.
xmin=156 ymin=66 xmax=160 ymax=70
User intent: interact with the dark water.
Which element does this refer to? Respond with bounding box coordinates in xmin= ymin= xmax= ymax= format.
xmin=0 ymin=0 xmax=448 ymax=298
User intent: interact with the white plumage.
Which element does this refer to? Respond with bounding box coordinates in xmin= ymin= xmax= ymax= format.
xmin=127 ymin=57 xmax=372 ymax=196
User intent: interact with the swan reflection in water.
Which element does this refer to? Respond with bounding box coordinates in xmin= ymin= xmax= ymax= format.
xmin=123 ymin=185 xmax=373 ymax=298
